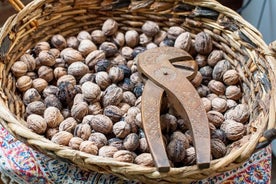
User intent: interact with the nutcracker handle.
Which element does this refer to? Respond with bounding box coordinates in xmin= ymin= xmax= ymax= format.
xmin=8 ymin=0 xmax=37 ymax=28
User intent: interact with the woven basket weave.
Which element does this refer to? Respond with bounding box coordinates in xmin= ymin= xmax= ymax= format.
xmin=0 ymin=0 xmax=276 ymax=183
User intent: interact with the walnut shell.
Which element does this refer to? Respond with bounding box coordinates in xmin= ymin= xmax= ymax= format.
xmin=98 ymin=146 xmax=118 ymax=158
xmin=79 ymin=141 xmax=98 ymax=155
xmin=26 ymin=101 xmax=46 ymax=115
xmin=123 ymin=133 xmax=139 ymax=151
xmin=154 ymin=30 xmax=167 ymax=45
xmin=207 ymin=50 xmax=224 ymax=67
xmin=74 ymin=123 xmax=91 ymax=140
xmin=77 ymin=31 xmax=92 ymax=41
xmin=51 ymin=131 xmax=73 ymax=146
xmin=68 ymin=137 xmax=84 ymax=150
xmin=44 ymin=107 xmax=64 ymax=128
xmin=37 ymin=66 xmax=54 ymax=82
xmin=20 ymin=53 xmax=36 ymax=71
xmin=201 ymin=97 xmax=212 ymax=112
xmin=23 ymin=88 xmax=41 ymax=105
xmin=32 ymin=78 xmax=48 ymax=93
xmin=113 ymin=150 xmax=134 ymax=163
xmin=207 ymin=111 xmax=225 ymax=128
xmin=67 ymin=62 xmax=89 ymax=79
xmin=108 ymin=66 xmax=124 ymax=83
xmin=103 ymin=105 xmax=124 ymax=123
xmin=194 ymin=32 xmax=213 ymax=55
xmin=78 ymin=39 xmax=97 ymax=56
xmin=71 ymin=102 xmax=89 ymax=122
xmin=44 ymin=94 xmax=62 ymax=110
xmin=125 ymin=30 xmax=139 ymax=48
xmin=95 ymin=71 xmax=111 ymax=90
xmin=212 ymin=59 xmax=231 ymax=81
xmin=167 ymin=139 xmax=186 ymax=163
xmin=16 ymin=76 xmax=32 ymax=92
xmin=108 ymin=138 xmax=124 ymax=150
xmin=102 ymin=84 xmax=123 ymax=107
xmin=223 ymin=70 xmax=240 ymax=85
xmin=170 ymin=131 xmax=190 ymax=149
xmin=113 ymin=121 xmax=131 ymax=139
xmin=81 ymin=81 xmax=101 ymax=102
xmin=184 ymin=147 xmax=196 ymax=166
xmin=59 ymin=117 xmax=78 ymax=133
xmin=66 ymin=36 xmax=80 ymax=49
xmin=88 ymin=132 xmax=107 ymax=148
xmin=211 ymin=138 xmax=227 ymax=159
xmin=99 ymin=42 xmax=118 ymax=57
xmin=45 ymin=128 xmax=59 ymax=140
xmin=208 ymin=80 xmax=225 ymax=95
xmin=134 ymin=153 xmax=154 ymax=166
xmin=91 ymin=30 xmax=106 ymax=44
xmin=89 ymin=114 xmax=113 ymax=134
xmin=11 ymin=61 xmax=28 ymax=77
xmin=60 ymin=48 xmax=84 ymax=65
xmin=195 ymin=54 xmax=207 ymax=68
xmin=225 ymin=85 xmax=242 ymax=100
xmin=27 ymin=114 xmax=47 ymax=134
xmin=85 ymin=50 xmax=106 ymax=69
xmin=174 ymin=32 xmax=192 ymax=51
xmin=138 ymin=137 xmax=149 ymax=153
xmin=102 ymin=19 xmax=118 ymax=36
xmin=88 ymin=102 xmax=103 ymax=115
xmin=211 ymin=97 xmax=227 ymax=113
xmin=221 ymin=120 xmax=245 ymax=141
xmin=139 ymin=33 xmax=152 ymax=46
xmin=142 ymin=21 xmax=159 ymax=37
xmin=33 ymin=41 xmax=50 ymax=55
xmin=51 ymin=34 xmax=67 ymax=50
xmin=167 ymin=26 xmax=185 ymax=40
xmin=38 ymin=50 xmax=56 ymax=66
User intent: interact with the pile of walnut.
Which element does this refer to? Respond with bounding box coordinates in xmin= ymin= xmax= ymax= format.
xmin=11 ymin=19 xmax=249 ymax=167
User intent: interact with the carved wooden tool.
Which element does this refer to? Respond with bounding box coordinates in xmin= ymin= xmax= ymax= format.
xmin=137 ymin=47 xmax=211 ymax=172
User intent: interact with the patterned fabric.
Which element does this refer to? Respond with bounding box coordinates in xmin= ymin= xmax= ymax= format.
xmin=0 ymin=125 xmax=272 ymax=184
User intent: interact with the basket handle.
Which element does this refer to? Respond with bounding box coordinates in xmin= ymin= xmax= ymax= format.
xmin=8 ymin=0 xmax=37 ymax=28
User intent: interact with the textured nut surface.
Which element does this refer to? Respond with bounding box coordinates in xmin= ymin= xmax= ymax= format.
xmin=27 ymin=114 xmax=47 ymax=134
xmin=223 ymin=69 xmax=240 ymax=85
xmin=211 ymin=97 xmax=227 ymax=113
xmin=184 ymin=147 xmax=196 ymax=166
xmin=225 ymin=86 xmax=242 ymax=100
xmin=125 ymin=30 xmax=139 ymax=48
xmin=95 ymin=71 xmax=111 ymax=90
xmin=102 ymin=84 xmax=123 ymax=107
xmin=26 ymin=101 xmax=46 ymax=115
xmin=12 ymin=61 xmax=28 ymax=77
xmin=104 ymin=105 xmax=124 ymax=123
xmin=102 ymin=19 xmax=118 ymax=36
xmin=167 ymin=139 xmax=186 ymax=163
xmin=38 ymin=51 xmax=56 ymax=66
xmin=81 ymin=81 xmax=101 ymax=102
xmin=207 ymin=111 xmax=225 ymax=128
xmin=174 ymin=32 xmax=192 ymax=51
xmin=170 ymin=131 xmax=189 ymax=149
xmin=211 ymin=138 xmax=227 ymax=159
xmin=44 ymin=107 xmax=64 ymax=128
xmin=212 ymin=59 xmax=231 ymax=81
xmin=207 ymin=50 xmax=223 ymax=67
xmin=134 ymin=153 xmax=154 ymax=166
xmin=201 ymin=97 xmax=212 ymax=111
xmin=77 ymin=31 xmax=92 ymax=41
xmin=16 ymin=76 xmax=32 ymax=92
xmin=113 ymin=121 xmax=131 ymax=138
xmin=88 ymin=132 xmax=107 ymax=148
xmin=51 ymin=34 xmax=67 ymax=50
xmin=208 ymin=80 xmax=225 ymax=95
xmin=74 ymin=123 xmax=91 ymax=140
xmin=78 ymin=39 xmax=97 ymax=56
xmin=194 ymin=32 xmax=213 ymax=54
xmin=91 ymin=30 xmax=106 ymax=44
xmin=68 ymin=62 xmax=89 ymax=79
xmin=32 ymin=78 xmax=48 ymax=93
xmin=59 ymin=117 xmax=78 ymax=133
xmin=123 ymin=133 xmax=139 ymax=151
xmin=167 ymin=26 xmax=184 ymax=40
xmin=20 ymin=53 xmax=36 ymax=71
xmin=98 ymin=146 xmax=118 ymax=157
xmin=51 ymin=131 xmax=73 ymax=146
xmin=67 ymin=36 xmax=79 ymax=49
xmin=79 ymin=141 xmax=98 ymax=155
xmin=37 ymin=66 xmax=54 ymax=82
xmin=89 ymin=114 xmax=113 ymax=134
xmin=221 ymin=120 xmax=245 ymax=141
xmin=69 ymin=137 xmax=84 ymax=150
xmin=23 ymin=88 xmax=41 ymax=105
xmin=142 ymin=21 xmax=159 ymax=37
xmin=60 ymin=48 xmax=84 ymax=65
xmin=113 ymin=150 xmax=134 ymax=163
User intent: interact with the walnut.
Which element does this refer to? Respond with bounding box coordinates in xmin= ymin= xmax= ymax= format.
xmin=44 ymin=107 xmax=64 ymax=128
xmin=207 ymin=93 xmax=218 ymax=101
xmin=223 ymin=69 xmax=240 ymax=85
xmin=43 ymin=85 xmax=59 ymax=97
xmin=88 ymin=132 xmax=107 ymax=148
xmin=170 ymin=131 xmax=189 ymax=149
xmin=102 ymin=84 xmax=123 ymax=107
xmin=102 ymin=19 xmax=118 ymax=36
xmin=112 ymin=121 xmax=131 ymax=139
xmin=154 ymin=30 xmax=167 ymax=45
xmin=79 ymin=141 xmax=98 ymax=155
xmin=103 ymin=105 xmax=124 ymax=122
xmin=57 ymin=81 xmax=78 ymax=107
xmin=108 ymin=138 xmax=124 ymax=150
xmin=211 ymin=97 xmax=227 ymax=113
xmin=91 ymin=30 xmax=106 ymax=44
xmin=81 ymin=81 xmax=101 ymax=102
xmin=26 ymin=72 xmax=37 ymax=80
xmin=118 ymin=103 xmax=131 ymax=114
xmin=11 ymin=61 xmax=28 ymax=77
xmin=20 ymin=53 xmax=36 ymax=71
xmin=59 ymin=117 xmax=77 ymax=133
xmin=44 ymin=95 xmax=61 ymax=110
xmin=98 ymin=146 xmax=118 ymax=158
xmin=66 ymin=36 xmax=80 ymax=49
xmin=184 ymin=147 xmax=196 ymax=166
xmin=38 ymin=50 xmax=56 ymax=66
xmin=221 ymin=120 xmax=245 ymax=141
xmin=139 ymin=33 xmax=152 ymax=46
xmin=138 ymin=137 xmax=149 ymax=153
xmin=45 ymin=128 xmax=59 ymax=139
xmin=77 ymin=30 xmax=92 ymax=41
xmin=207 ymin=50 xmax=224 ymax=67
xmin=108 ymin=66 xmax=124 ymax=83
xmin=160 ymin=113 xmax=177 ymax=133
xmin=71 ymin=102 xmax=89 ymax=122
xmin=95 ymin=71 xmax=111 ymax=90
xmin=33 ymin=41 xmax=50 ymax=55
xmin=23 ymin=88 xmax=41 ymax=105
xmin=208 ymin=80 xmax=226 ymax=95
xmin=167 ymin=26 xmax=185 ymax=40
xmin=60 ymin=48 xmax=84 ymax=65
xmin=125 ymin=30 xmax=139 ymax=48
xmin=27 ymin=114 xmax=47 ymax=134
xmin=54 ymin=67 xmax=67 ymax=79
xmin=37 ymin=66 xmax=54 ymax=82
xmin=79 ymin=73 xmax=95 ymax=85
xmin=123 ymin=133 xmax=139 ymax=151
xmin=95 ymin=59 xmax=111 ymax=72
xmin=134 ymin=113 xmax=142 ymax=128
xmin=122 ymin=91 xmax=137 ymax=106
xmin=195 ymin=54 xmax=207 ymax=68
xmin=32 ymin=78 xmax=48 ymax=93
xmin=88 ymin=102 xmax=103 ymax=115
xmin=122 ymin=47 xmax=134 ymax=61
xmin=201 ymin=97 xmax=212 ymax=112
xmin=227 ymin=99 xmax=237 ymax=109
xmin=67 ymin=62 xmax=89 ymax=80
xmin=26 ymin=101 xmax=46 ymax=115
xmin=68 ymin=137 xmax=84 ymax=150
xmin=51 ymin=131 xmax=73 ymax=146
xmin=142 ymin=21 xmax=159 ymax=37
xmin=194 ymin=32 xmax=213 ymax=55
xmin=167 ymin=139 xmax=186 ymax=163
xmin=197 ymin=85 xmax=210 ymax=97
xmin=51 ymin=34 xmax=67 ymax=50
xmin=78 ymin=39 xmax=97 ymax=56
xmin=225 ymin=85 xmax=242 ymax=100
xmin=207 ymin=111 xmax=225 ymax=128
xmin=89 ymin=114 xmax=113 ymax=134
xmin=134 ymin=153 xmax=154 ymax=166
xmin=211 ymin=138 xmax=227 ymax=159
xmin=174 ymin=32 xmax=192 ymax=51
xmin=146 ymin=42 xmax=158 ymax=49
xmin=99 ymin=42 xmax=118 ymax=57
xmin=191 ymin=72 xmax=203 ymax=88
xmin=54 ymin=58 xmax=66 ymax=68
xmin=16 ymin=76 xmax=32 ymax=92
xmin=199 ymin=66 xmax=213 ymax=84
xmin=233 ymin=104 xmax=249 ymax=123
xmin=85 ymin=50 xmax=106 ymax=69
xmin=211 ymin=129 xmax=227 ymax=144
xmin=74 ymin=123 xmax=91 ymax=140
xmin=113 ymin=150 xmax=134 ymax=163
xmin=130 ymin=72 xmax=143 ymax=85
xmin=212 ymin=59 xmax=231 ymax=81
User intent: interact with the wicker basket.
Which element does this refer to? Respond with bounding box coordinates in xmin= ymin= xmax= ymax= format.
xmin=0 ymin=0 xmax=276 ymax=183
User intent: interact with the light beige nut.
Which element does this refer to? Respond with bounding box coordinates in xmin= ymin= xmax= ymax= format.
xmin=26 ymin=101 xmax=46 ymax=115
xmin=211 ymin=138 xmax=227 ymax=159
xmin=211 ymin=97 xmax=227 ymax=113
xmin=95 ymin=71 xmax=111 ymax=90
xmin=51 ymin=34 xmax=67 ymax=50
xmin=123 ymin=133 xmax=139 ymax=151
xmin=113 ymin=150 xmax=134 ymax=163
xmin=194 ymin=31 xmax=213 ymax=55
xmin=44 ymin=106 xmax=64 ymax=128
xmin=184 ymin=147 xmax=196 ymax=166
xmin=138 ymin=137 xmax=149 ymax=153
xmin=221 ymin=119 xmax=245 ymax=141
xmin=81 ymin=81 xmax=101 ymax=102
xmin=207 ymin=50 xmax=224 ymax=67
xmin=23 ymin=88 xmax=41 ymax=105
xmin=77 ymin=30 xmax=92 ymax=41
xmin=32 ymin=78 xmax=48 ymax=93
xmin=108 ymin=66 xmax=124 ymax=83
xmin=174 ymin=32 xmax=192 ymax=51
xmin=88 ymin=132 xmax=107 ymax=148
xmin=139 ymin=33 xmax=152 ymax=46
xmin=102 ymin=19 xmax=118 ymax=36
xmin=212 ymin=59 xmax=231 ymax=81
xmin=67 ymin=61 xmax=89 ymax=79
xmin=134 ymin=153 xmax=154 ymax=166
xmin=33 ymin=41 xmax=50 ymax=55
xmin=59 ymin=117 xmax=78 ymax=133
xmin=191 ymin=72 xmax=203 ymax=88
xmin=227 ymin=99 xmax=237 ymax=109
xmin=142 ymin=21 xmax=159 ymax=37
xmin=125 ymin=30 xmax=139 ymax=48
xmin=113 ymin=121 xmax=131 ymax=139
xmin=223 ymin=69 xmax=240 ymax=85
xmin=27 ymin=114 xmax=47 ymax=134
xmin=85 ymin=50 xmax=106 ymax=69
xmin=99 ymin=42 xmax=118 ymax=57
xmin=51 ymin=131 xmax=73 ymax=146
xmin=88 ymin=102 xmax=103 ymax=115
xmin=57 ymin=74 xmax=77 ymax=86
xmin=102 ymin=84 xmax=123 ymax=107
xmin=98 ymin=146 xmax=118 ymax=158
xmin=20 ymin=53 xmax=36 ymax=71
xmin=79 ymin=141 xmax=98 ymax=155
xmin=89 ymin=114 xmax=113 ymax=134
xmin=103 ymin=105 xmax=124 ymax=122
xmin=74 ymin=123 xmax=91 ymax=140
xmin=45 ymin=128 xmax=59 ymax=140
xmin=71 ymin=102 xmax=89 ymax=122
xmin=37 ymin=66 xmax=54 ymax=82
xmin=16 ymin=75 xmax=32 ymax=92
xmin=91 ymin=30 xmax=106 ymax=44
xmin=38 ymin=50 xmax=56 ymax=66
xmin=225 ymin=85 xmax=242 ymax=100
xmin=78 ymin=39 xmax=97 ymax=56
xmin=208 ymin=80 xmax=225 ymax=95
xmin=60 ymin=48 xmax=84 ymax=65
xmin=66 ymin=36 xmax=80 ymax=49
xmin=207 ymin=111 xmax=225 ymax=128
xmin=11 ymin=61 xmax=28 ymax=77
xmin=167 ymin=26 xmax=185 ymax=40
xmin=68 ymin=137 xmax=84 ymax=150
xmin=201 ymin=97 xmax=212 ymax=112
xmin=54 ymin=67 xmax=67 ymax=79
xmin=154 ymin=30 xmax=167 ymax=45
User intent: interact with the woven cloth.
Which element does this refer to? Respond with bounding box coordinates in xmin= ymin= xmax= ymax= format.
xmin=0 ymin=125 xmax=271 ymax=184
